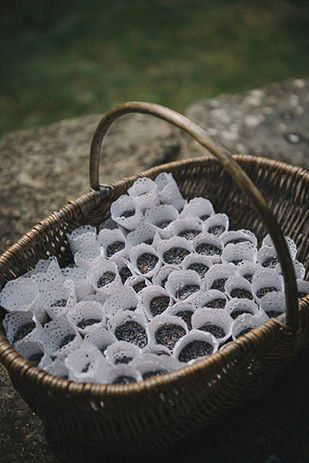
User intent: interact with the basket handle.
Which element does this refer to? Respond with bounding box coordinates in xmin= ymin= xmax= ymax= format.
xmin=89 ymin=101 xmax=299 ymax=330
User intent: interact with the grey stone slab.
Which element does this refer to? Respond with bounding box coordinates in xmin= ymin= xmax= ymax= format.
xmin=0 ymin=113 xmax=180 ymax=254
xmin=185 ymin=78 xmax=309 ymax=169
xmin=0 ymin=364 xmax=56 ymax=463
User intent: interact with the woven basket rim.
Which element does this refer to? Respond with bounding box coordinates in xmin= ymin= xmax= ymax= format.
xmin=0 ymin=153 xmax=308 ymax=262
xmin=0 ymin=315 xmax=296 ymax=399
xmin=0 ymin=153 xmax=308 ymax=399
xmin=102 ymin=153 xmax=309 ymax=191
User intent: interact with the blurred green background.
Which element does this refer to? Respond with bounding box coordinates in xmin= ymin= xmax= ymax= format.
xmin=1 ymin=0 xmax=309 ymax=137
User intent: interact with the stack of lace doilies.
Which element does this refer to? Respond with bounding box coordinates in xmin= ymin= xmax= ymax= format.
xmin=1 ymin=173 xmax=308 ymax=385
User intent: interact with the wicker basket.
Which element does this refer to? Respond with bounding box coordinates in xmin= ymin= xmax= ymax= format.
xmin=0 ymin=102 xmax=308 ymax=456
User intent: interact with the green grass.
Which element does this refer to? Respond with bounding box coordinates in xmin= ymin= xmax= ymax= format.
xmin=1 ymin=0 xmax=309 ymax=136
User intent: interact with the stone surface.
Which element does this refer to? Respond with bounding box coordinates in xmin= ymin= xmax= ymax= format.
xmin=186 ymin=78 xmax=309 ymax=169
xmin=0 ymin=113 xmax=180 ymax=254
xmin=0 ymin=78 xmax=308 ymax=462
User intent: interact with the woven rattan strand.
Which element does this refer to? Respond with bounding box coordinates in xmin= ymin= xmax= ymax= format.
xmin=0 ymin=102 xmax=308 ymax=455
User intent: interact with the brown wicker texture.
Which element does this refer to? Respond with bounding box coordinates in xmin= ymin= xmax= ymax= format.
xmin=0 ymin=102 xmax=308 ymax=456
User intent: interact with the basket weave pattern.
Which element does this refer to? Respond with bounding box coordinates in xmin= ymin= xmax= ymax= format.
xmin=0 ymin=102 xmax=308 ymax=455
